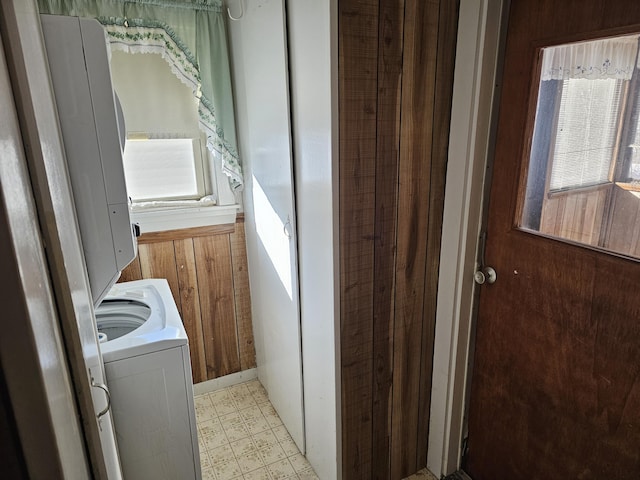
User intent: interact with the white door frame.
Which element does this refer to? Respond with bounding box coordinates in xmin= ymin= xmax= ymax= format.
xmin=0 ymin=18 xmax=92 ymax=480
xmin=1 ymin=1 xmax=121 ymax=477
xmin=427 ymin=0 xmax=507 ymax=476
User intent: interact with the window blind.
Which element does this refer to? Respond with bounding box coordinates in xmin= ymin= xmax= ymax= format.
xmin=549 ymin=78 xmax=623 ymax=190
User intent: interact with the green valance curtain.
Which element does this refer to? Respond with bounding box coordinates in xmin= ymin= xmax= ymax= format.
xmin=38 ymin=0 xmax=243 ymax=190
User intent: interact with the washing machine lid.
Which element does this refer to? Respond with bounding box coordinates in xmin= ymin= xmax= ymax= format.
xmin=97 ymin=279 xmax=188 ymax=362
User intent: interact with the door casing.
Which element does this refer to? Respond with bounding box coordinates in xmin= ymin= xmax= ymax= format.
xmin=428 ymin=0 xmax=507 ymax=476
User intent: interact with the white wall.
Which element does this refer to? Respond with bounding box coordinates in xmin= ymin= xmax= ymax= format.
xmin=286 ymin=0 xmax=340 ymax=478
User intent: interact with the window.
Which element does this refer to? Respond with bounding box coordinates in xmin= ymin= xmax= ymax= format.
xmin=110 ymin=51 xmax=215 ymax=207
xmin=123 ymin=137 xmax=207 ymax=202
xmin=520 ymin=34 xmax=640 ymax=259
xmin=548 ymin=78 xmax=624 ymax=191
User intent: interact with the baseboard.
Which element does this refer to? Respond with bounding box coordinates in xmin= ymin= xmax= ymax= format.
xmin=192 ymin=368 xmax=258 ymax=395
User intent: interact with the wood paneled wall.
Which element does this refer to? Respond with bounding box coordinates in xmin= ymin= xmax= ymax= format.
xmin=539 ymin=185 xmax=610 ymax=246
xmin=338 ymin=1 xmax=459 ymax=478
xmin=602 ymin=185 xmax=640 ymax=256
xmin=539 ymin=184 xmax=640 ymax=258
xmin=119 ymin=219 xmax=256 ymax=384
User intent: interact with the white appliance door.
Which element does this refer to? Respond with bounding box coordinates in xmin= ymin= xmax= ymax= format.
xmin=228 ymin=0 xmax=305 ymax=451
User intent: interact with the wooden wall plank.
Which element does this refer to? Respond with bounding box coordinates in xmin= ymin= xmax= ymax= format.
xmin=339 ymin=0 xmax=380 ymax=477
xmin=230 ymin=222 xmax=256 ymax=370
xmin=417 ymin=0 xmax=460 ymax=471
xmin=371 ymin=0 xmax=405 ymax=478
xmin=390 ymin=0 xmax=440 ymax=477
xmin=118 ymin=255 xmax=142 ymax=283
xmin=137 ymin=241 xmax=182 ymax=314
xmin=194 ymin=235 xmax=240 ymax=379
xmin=174 ymin=239 xmax=208 ymax=384
xmin=115 ymin=220 xmax=254 ymax=385
xmin=339 ymin=0 xmax=458 ymax=477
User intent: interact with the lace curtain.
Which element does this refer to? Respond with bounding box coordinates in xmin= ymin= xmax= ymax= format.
xmin=38 ymin=0 xmax=243 ymax=190
xmin=541 ymin=35 xmax=640 ymax=81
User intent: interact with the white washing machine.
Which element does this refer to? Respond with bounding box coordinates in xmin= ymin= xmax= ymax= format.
xmin=96 ymin=279 xmax=201 ymax=480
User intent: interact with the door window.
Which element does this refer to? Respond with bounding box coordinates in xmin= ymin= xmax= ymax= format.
xmin=520 ymin=34 xmax=640 ymax=258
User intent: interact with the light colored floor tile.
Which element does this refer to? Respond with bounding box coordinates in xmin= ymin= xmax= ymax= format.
xmin=271 ymin=425 xmax=292 ymax=443
xmin=252 ymin=429 xmax=279 ymax=450
xmin=195 ymin=395 xmax=214 ymax=409
xmin=287 ymin=453 xmax=312 ymax=473
xmin=239 ymin=404 xmax=263 ymax=421
xmin=199 ymin=418 xmax=223 ymax=438
xmin=259 ymin=443 xmax=287 ymax=465
xmin=259 ymin=403 xmax=283 ymax=427
xmin=237 ymin=449 xmax=264 ymax=474
xmin=266 ymin=458 xmax=297 ymax=479
xmin=211 ymin=457 xmax=243 ymax=479
xmin=297 ymin=469 xmax=320 ymax=480
xmin=222 ymin=421 xmax=251 ymax=443
xmin=234 ymin=438 xmax=259 ymax=459
xmin=403 ymin=468 xmax=439 ymax=480
xmin=199 ymin=450 xmax=213 ymax=470
xmin=278 ymin=437 xmax=300 ymax=457
xmin=235 ymin=394 xmax=259 ymax=410
xmin=196 ymin=403 xmax=218 ymax=422
xmin=249 ymin=387 xmax=269 ymax=404
xmin=243 ymin=466 xmax=271 ymax=480
xmin=196 ymin=380 xmax=320 ymax=480
xmin=201 ymin=467 xmax=217 ymax=480
xmin=203 ymin=431 xmax=229 ymax=451
xmin=209 ymin=390 xmax=233 ymax=403
xmin=219 ymin=411 xmax=244 ymax=427
xmin=245 ymin=417 xmax=271 ymax=436
xmin=245 ymin=379 xmax=266 ymax=394
xmin=209 ymin=443 xmax=234 ymax=465
xmin=215 ymin=399 xmax=238 ymax=417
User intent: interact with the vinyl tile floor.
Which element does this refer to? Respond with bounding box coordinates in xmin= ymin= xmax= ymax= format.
xmin=195 ymin=380 xmax=318 ymax=480
xmin=404 ymin=468 xmax=438 ymax=480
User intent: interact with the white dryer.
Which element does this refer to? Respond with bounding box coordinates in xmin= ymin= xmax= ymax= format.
xmin=96 ymin=279 xmax=201 ymax=480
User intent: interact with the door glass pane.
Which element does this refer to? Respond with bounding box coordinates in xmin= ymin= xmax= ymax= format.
xmin=519 ymin=34 xmax=640 ymax=259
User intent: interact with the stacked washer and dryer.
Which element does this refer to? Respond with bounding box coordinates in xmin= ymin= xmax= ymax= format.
xmin=97 ymin=279 xmax=200 ymax=479
xmin=41 ymin=14 xmax=201 ymax=480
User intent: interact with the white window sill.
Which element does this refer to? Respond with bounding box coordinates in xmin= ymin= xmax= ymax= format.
xmin=131 ymin=204 xmax=239 ymax=234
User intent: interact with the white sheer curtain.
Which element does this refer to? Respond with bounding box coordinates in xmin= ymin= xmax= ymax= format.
xmin=541 ymin=34 xmax=640 ymax=81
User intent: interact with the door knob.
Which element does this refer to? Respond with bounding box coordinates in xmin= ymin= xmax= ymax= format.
xmin=474 ymin=266 xmax=497 ymax=285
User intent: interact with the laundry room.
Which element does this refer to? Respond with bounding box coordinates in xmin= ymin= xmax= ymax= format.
xmin=1 ymin=0 xmax=468 ymax=478
xmin=12 ymin=0 xmax=338 ymax=478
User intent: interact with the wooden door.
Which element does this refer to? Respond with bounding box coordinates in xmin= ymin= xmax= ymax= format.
xmin=466 ymin=1 xmax=640 ymax=479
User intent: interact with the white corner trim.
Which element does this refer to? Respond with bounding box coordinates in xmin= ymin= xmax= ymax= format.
xmin=131 ymin=203 xmax=239 ymax=233
xmin=428 ymin=0 xmax=504 ymax=476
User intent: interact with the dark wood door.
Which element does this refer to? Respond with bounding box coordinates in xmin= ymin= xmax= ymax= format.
xmin=466 ymin=1 xmax=640 ymax=479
